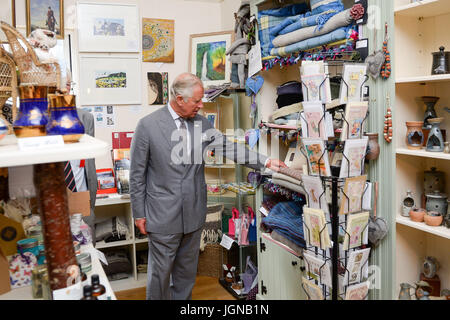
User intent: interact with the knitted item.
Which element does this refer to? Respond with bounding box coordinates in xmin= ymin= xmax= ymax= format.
xmin=350 ymin=3 xmax=365 ymax=21
xmin=273 ymin=172 xmax=302 ymax=186
xmin=279 ymin=167 xmax=303 ymax=181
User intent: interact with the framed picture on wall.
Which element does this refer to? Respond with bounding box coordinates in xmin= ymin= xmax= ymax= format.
xmin=77 ymin=2 xmax=139 ymax=52
xmin=147 ymin=72 xmax=169 ymax=105
xmin=0 ymin=1 xmax=16 ymax=43
xmin=204 ymin=112 xmax=218 ymax=129
xmin=78 ymin=55 xmax=142 ymax=106
xmin=189 ymin=31 xmax=233 ymax=87
xmin=26 ymin=0 xmax=64 ymax=39
xmin=142 ymin=18 xmax=175 ymax=62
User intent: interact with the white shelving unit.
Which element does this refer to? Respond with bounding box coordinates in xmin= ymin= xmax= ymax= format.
xmin=394 ymin=0 xmax=450 ymax=298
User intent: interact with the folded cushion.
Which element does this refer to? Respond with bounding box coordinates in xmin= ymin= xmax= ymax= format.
xmin=276 ymin=93 xmax=303 ymax=108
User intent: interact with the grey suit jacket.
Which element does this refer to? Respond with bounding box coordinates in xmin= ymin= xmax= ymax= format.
xmin=130 ymin=106 xmax=267 ymax=235
xmin=77 ymin=108 xmax=97 ymax=228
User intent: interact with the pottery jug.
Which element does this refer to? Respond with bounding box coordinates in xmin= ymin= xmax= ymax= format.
xmin=364 ymin=132 xmax=380 ymax=160
xmin=398 ymin=283 xmax=413 ymax=300
xmin=13 ymin=86 xmax=49 ymax=138
xmin=405 ymin=121 xmax=424 ymax=150
xmin=46 ymin=94 xmax=85 ymax=143
xmin=426 ymin=117 xmax=445 ymax=152
xmin=425 ymin=191 xmax=448 ymax=216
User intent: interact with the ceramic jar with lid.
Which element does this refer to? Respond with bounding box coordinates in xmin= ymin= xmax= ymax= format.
xmin=425 ymin=190 xmax=448 ymax=216
xmin=424 ymin=167 xmax=445 ymax=194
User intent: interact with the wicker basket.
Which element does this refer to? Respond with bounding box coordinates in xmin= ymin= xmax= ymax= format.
xmin=197 ymin=243 xmax=239 ymax=278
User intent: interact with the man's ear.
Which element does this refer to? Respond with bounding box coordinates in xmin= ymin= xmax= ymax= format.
xmin=175 ymin=95 xmax=185 ymax=105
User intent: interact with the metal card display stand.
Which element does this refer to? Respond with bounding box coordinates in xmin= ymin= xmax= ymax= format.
xmin=299 ymin=62 xmax=371 ymax=300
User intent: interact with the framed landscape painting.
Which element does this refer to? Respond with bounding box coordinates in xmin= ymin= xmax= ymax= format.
xmin=77 ymin=2 xmax=139 ymax=52
xmin=78 ymin=55 xmax=141 ymax=106
xmin=26 ymin=0 xmax=64 ymax=39
xmin=189 ymin=31 xmax=233 ymax=87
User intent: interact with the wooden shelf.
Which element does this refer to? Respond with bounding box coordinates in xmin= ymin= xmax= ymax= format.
xmin=396 ymin=214 xmax=450 ymax=239
xmin=396 ymin=74 xmax=450 ymax=84
xmin=395 ymin=0 xmax=450 ymax=18
xmin=205 ymin=164 xmax=236 ymax=169
xmin=96 ymin=239 xmax=134 ymax=249
xmin=396 ymin=148 xmax=450 ymax=160
xmin=95 ymin=195 xmax=131 ymax=206
xmin=0 ymin=134 xmax=109 ymax=168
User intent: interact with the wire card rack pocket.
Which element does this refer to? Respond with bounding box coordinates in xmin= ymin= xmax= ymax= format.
xmin=297 ymin=61 xmax=372 ymax=300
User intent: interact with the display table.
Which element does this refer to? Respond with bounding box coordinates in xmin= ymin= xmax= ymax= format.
xmin=0 ymin=243 xmax=117 ymax=300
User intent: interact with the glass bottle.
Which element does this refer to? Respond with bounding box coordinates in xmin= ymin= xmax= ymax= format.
xmin=91 ymin=274 xmax=107 ymax=300
xmin=79 ymin=264 xmax=88 ymax=284
xmin=80 ymin=285 xmax=97 ymax=300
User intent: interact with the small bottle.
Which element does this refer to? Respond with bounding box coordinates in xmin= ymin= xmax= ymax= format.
xmin=79 ymin=264 xmax=88 ymax=284
xmin=81 ymin=285 xmax=97 ymax=300
xmin=91 ymin=274 xmax=107 ymax=300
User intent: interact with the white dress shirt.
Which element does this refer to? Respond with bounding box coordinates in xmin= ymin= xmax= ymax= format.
xmin=167 ymin=103 xmax=191 ymax=155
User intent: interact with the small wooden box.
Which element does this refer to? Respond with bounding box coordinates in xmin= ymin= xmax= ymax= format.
xmin=420 ymin=273 xmax=441 ymax=297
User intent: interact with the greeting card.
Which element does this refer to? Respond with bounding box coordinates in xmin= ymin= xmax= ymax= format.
xmin=339 ymin=63 xmax=368 ymax=104
xmin=301 ymin=174 xmax=329 ymax=214
xmin=301 ymin=276 xmax=324 ymax=300
xmin=339 ymin=175 xmax=367 ymax=215
xmin=303 ymin=207 xmax=331 ymax=250
xmin=301 ymin=74 xmax=331 ymax=104
xmin=343 ymin=211 xmax=370 ymax=250
xmin=302 ymin=138 xmax=331 ymax=177
xmin=303 ymin=252 xmax=332 ymax=287
xmin=339 ymin=138 xmax=368 ymax=178
xmin=345 ymin=248 xmax=371 ymax=285
xmin=345 ymin=281 xmax=370 ymax=300
xmin=341 ymin=101 xmax=369 ymax=141
xmin=302 ymin=101 xmax=325 ymax=139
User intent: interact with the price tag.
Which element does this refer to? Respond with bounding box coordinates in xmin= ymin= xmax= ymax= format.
xmin=259 ymin=206 xmax=268 ymax=217
xmin=18 ymin=135 xmax=64 ymax=151
xmin=52 ymin=281 xmax=83 ymax=300
xmin=220 ymin=234 xmax=235 ymax=250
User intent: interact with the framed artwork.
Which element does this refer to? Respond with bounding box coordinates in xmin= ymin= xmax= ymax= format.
xmin=205 ymin=112 xmax=218 ymax=129
xmin=339 ymin=175 xmax=367 ymax=215
xmin=301 ymin=276 xmax=324 ymax=300
xmin=303 ymin=207 xmax=331 ymax=250
xmin=339 ymin=138 xmax=368 ymax=178
xmin=142 ymin=18 xmax=174 ymax=62
xmin=147 ymin=72 xmax=169 ymax=105
xmin=77 ymin=2 xmax=139 ymax=52
xmin=26 ymin=0 xmax=63 ymax=39
xmin=78 ymin=55 xmax=141 ymax=106
xmin=345 ymin=281 xmax=370 ymax=300
xmin=189 ymin=31 xmax=233 ymax=87
xmin=0 ymin=1 xmax=15 ymax=43
xmin=341 ymin=101 xmax=368 ymax=141
xmin=343 ymin=211 xmax=369 ymax=250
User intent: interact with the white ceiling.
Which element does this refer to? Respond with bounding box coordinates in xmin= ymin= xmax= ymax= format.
xmin=184 ymin=0 xmax=224 ymax=2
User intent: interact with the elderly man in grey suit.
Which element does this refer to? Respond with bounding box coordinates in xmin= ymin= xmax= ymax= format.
xmin=130 ymin=73 xmax=286 ymax=300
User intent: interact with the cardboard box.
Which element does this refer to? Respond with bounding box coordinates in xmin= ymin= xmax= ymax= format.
xmin=0 ymin=247 xmax=11 ymax=295
xmin=67 ymin=189 xmax=91 ymax=217
xmin=0 ymin=214 xmax=25 ymax=256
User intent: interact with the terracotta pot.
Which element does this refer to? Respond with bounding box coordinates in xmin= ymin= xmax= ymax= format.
xmin=409 ymin=208 xmax=426 ymax=222
xmin=406 ymin=121 xmax=424 ymax=150
xmin=424 ymin=211 xmax=443 ymax=226
xmin=364 ymin=133 xmax=380 ymax=160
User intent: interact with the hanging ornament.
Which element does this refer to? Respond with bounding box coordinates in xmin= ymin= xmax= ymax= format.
xmin=384 ymin=95 xmax=393 ymax=143
xmin=380 ymin=23 xmax=391 ymax=80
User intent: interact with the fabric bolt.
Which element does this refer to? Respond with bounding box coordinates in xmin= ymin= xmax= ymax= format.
xmin=273 ymin=9 xmax=353 ymax=48
xmin=272 ymin=172 xmax=302 ymax=186
xmin=277 ymin=81 xmax=303 ymax=96
xmin=270 ymin=25 xmax=351 ymax=57
xmin=278 ymin=167 xmax=304 ymax=181
xmin=276 ymin=93 xmax=304 ymax=108
xmin=261 ymin=201 xmax=307 ymax=249
xmin=271 ymin=102 xmax=303 ymax=120
xmin=272 ymin=177 xmax=306 ymax=195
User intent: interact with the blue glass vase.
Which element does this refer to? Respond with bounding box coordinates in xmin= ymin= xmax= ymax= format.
xmin=46 ymin=94 xmax=84 ymax=143
xmin=13 ymin=86 xmax=49 ymax=138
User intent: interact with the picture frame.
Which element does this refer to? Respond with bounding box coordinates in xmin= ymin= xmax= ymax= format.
xmin=26 ymin=0 xmax=64 ymax=39
xmin=147 ymin=72 xmax=169 ymax=105
xmin=189 ymin=31 xmax=234 ymax=87
xmin=77 ymin=2 xmax=139 ymax=52
xmin=78 ymin=55 xmax=142 ymax=106
xmin=142 ymin=18 xmax=174 ymax=62
xmin=0 ymin=0 xmax=16 ymax=43
xmin=205 ymin=112 xmax=218 ymax=129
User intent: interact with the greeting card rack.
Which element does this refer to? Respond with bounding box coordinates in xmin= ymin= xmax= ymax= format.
xmin=298 ymin=61 xmax=372 ymax=300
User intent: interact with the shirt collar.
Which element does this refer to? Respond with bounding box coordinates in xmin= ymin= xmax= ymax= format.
xmin=167 ymin=103 xmax=182 ymax=121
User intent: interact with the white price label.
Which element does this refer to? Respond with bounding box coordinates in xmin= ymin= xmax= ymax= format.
xmin=18 ymin=135 xmax=65 ymax=151
xmin=52 ymin=282 xmax=83 ymax=300
xmin=220 ymin=234 xmax=235 ymax=250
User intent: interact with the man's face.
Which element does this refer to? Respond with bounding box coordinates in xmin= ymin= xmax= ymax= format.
xmin=176 ymin=85 xmax=204 ymax=119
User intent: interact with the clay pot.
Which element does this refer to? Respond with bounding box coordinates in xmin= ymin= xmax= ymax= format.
xmin=364 ymin=133 xmax=380 ymax=160
xmin=424 ymin=211 xmax=443 ymax=226
xmin=405 ymin=121 xmax=424 ymax=150
xmin=409 ymin=208 xmax=426 ymax=222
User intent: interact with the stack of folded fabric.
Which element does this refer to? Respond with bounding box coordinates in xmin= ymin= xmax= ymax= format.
xmin=261 ymin=201 xmax=307 ymax=249
xmin=204 ymin=83 xmax=231 ymax=102
xmin=272 ymin=171 xmax=304 ymax=195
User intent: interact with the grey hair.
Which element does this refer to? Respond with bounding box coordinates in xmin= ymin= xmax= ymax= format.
xmin=170 ymin=73 xmax=203 ymax=102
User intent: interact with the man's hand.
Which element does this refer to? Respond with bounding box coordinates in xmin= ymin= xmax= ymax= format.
xmin=265 ymin=159 xmax=288 ymax=173
xmin=135 ymin=218 xmax=147 ymax=235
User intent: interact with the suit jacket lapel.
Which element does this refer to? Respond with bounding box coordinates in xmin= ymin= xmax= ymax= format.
xmin=157 ymin=106 xmax=178 ymax=150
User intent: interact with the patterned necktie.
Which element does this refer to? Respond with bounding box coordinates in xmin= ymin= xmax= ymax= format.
xmin=179 ymin=118 xmax=189 ymax=162
xmin=64 ymin=161 xmax=77 ymax=192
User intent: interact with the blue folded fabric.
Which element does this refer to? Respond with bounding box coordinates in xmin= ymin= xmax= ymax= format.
xmin=259 ymin=3 xmax=309 ymax=17
xmin=261 ymin=201 xmax=307 ymax=248
xmin=270 ymin=25 xmax=350 ymax=57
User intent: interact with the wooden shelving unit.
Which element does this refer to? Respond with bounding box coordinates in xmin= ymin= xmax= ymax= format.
xmin=394 ymin=0 xmax=450 ymax=298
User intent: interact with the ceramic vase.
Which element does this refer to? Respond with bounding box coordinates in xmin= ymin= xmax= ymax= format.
xmin=46 ymin=94 xmax=85 ymax=143
xmin=405 ymin=121 xmax=424 ymax=150
xmin=13 ymin=86 xmax=49 ymax=138
xmin=364 ymin=133 xmax=380 ymax=160
xmin=426 ymin=117 xmax=445 ymax=152
xmin=421 ymin=96 xmax=439 ymax=130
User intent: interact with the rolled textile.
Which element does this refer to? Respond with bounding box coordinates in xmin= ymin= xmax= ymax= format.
xmin=272 ymin=177 xmax=307 ymax=195
xmin=270 ymin=102 xmax=303 ymax=120
xmin=273 ymin=172 xmax=302 ymax=186
xmin=279 ymin=167 xmax=303 ymax=181
xmin=273 ymin=9 xmax=352 ymax=48
xmin=270 ymin=25 xmax=350 ymax=57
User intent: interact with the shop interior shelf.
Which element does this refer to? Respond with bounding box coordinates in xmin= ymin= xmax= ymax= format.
xmin=394 ymin=0 xmax=450 ymax=19
xmin=95 ymin=239 xmax=134 ymax=249
xmin=0 ymin=134 xmax=109 ymax=168
xmin=261 ymin=232 xmax=302 ymax=258
xmin=396 ymin=214 xmax=450 ymax=239
xmin=95 ymin=194 xmax=131 ymax=206
xmin=396 ymin=148 xmax=450 ymax=161
xmin=396 ymin=74 xmax=450 ymax=84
